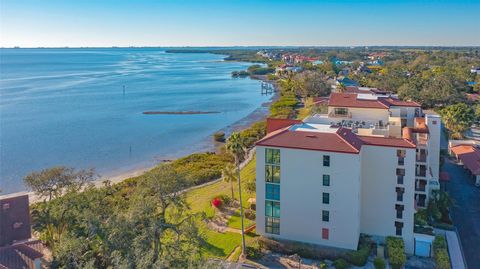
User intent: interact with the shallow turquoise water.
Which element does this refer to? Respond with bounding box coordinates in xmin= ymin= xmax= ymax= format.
xmin=0 ymin=48 xmax=270 ymax=194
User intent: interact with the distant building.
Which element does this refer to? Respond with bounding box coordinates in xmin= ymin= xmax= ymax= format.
xmin=450 ymin=144 xmax=480 ymax=186
xmin=336 ymin=77 xmax=359 ymax=87
xmin=334 ymin=60 xmax=353 ymax=65
xmin=368 ymin=52 xmax=388 ymax=60
xmin=470 ymin=67 xmax=480 ymax=74
xmin=0 ymin=195 xmax=45 ymax=269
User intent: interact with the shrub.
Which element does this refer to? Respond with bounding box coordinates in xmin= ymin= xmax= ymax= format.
xmin=211 ymin=197 xmax=222 ymax=208
xmin=433 ymin=235 xmax=447 ymax=250
xmin=346 ymin=244 xmax=370 ymax=266
xmin=213 ymin=132 xmax=225 ymax=142
xmin=244 ymin=209 xmax=256 ymax=220
xmin=386 ymin=237 xmax=406 ymax=269
xmin=333 ymin=258 xmax=349 ymax=269
xmin=434 ymin=249 xmax=451 ymax=269
xmin=239 ymin=120 xmax=266 ymax=148
xmin=434 ymin=236 xmax=451 ymax=269
xmin=373 ymin=257 xmax=386 ymax=269
xmin=257 ymin=237 xmax=348 ymax=261
xmin=214 ymin=194 xmax=231 ymax=206
xmin=170 ymin=152 xmax=232 ymax=185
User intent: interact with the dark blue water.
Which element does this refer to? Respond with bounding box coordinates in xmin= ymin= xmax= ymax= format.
xmin=0 ymin=48 xmax=270 ymax=194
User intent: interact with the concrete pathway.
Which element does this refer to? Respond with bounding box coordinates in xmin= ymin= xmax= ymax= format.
xmin=444 ymin=230 xmax=467 ymax=269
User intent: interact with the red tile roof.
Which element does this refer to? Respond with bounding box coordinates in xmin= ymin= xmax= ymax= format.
xmin=358 ymin=135 xmax=416 ymax=148
xmin=257 ymin=123 xmax=416 ymax=153
xmin=379 ymin=97 xmax=421 ymax=107
xmin=329 ymin=93 xmax=389 ymax=109
xmin=0 ymin=240 xmax=44 ymax=269
xmin=328 ymin=93 xmax=420 ymax=109
xmin=451 ymin=145 xmax=480 ymax=175
xmin=257 ymin=127 xmax=362 ymax=154
xmin=266 ymin=118 xmax=302 ymax=134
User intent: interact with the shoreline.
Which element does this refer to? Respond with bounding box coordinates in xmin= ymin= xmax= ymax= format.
xmin=0 ymin=78 xmax=277 ymax=204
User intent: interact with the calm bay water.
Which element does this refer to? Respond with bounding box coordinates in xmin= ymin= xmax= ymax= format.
xmin=0 ymin=48 xmax=270 ymax=194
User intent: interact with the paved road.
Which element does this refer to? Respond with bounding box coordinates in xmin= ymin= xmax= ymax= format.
xmin=444 ymin=160 xmax=480 ymax=269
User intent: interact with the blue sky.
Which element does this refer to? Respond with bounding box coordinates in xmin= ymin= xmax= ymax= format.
xmin=1 ymin=0 xmax=479 ymax=47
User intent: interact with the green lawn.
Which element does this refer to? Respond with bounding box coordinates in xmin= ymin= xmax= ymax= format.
xmin=296 ymin=97 xmax=313 ymax=120
xmin=227 ymin=212 xmax=255 ymax=230
xmin=185 ymin=155 xmax=257 ymax=258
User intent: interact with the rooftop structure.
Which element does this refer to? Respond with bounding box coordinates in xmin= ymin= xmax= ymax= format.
xmin=0 ymin=195 xmax=45 ymax=269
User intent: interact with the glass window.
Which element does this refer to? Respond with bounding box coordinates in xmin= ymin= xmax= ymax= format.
xmin=265 ymin=165 xmax=280 ymax=183
xmin=266 ymin=183 xmax=280 ymax=201
xmin=334 ymin=108 xmax=348 ymax=116
xmin=322 ymin=228 xmax=329 ymax=240
xmin=323 ymin=155 xmax=330 ymax=167
xmin=323 ymin=174 xmax=330 ymax=186
xmin=395 ymin=221 xmax=403 ymax=236
xmin=265 ymin=148 xmax=280 ymax=165
xmin=396 ymin=168 xmax=405 ymax=176
xmin=265 ymin=200 xmax=280 ymax=218
xmin=397 ymin=209 xmax=403 ymax=219
xmin=322 ymin=210 xmax=329 ymax=222
xmin=396 ymin=187 xmax=404 ymax=202
xmin=323 ymin=193 xmax=330 ymax=204
xmin=265 ymin=217 xmax=280 ymax=234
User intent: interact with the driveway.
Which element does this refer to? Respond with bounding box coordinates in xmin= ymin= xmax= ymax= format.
xmin=443 ymin=160 xmax=480 ymax=269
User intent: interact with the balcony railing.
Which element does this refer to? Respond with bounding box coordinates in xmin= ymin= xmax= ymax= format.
xmin=328 ymin=111 xmax=352 ymax=118
xmin=416 ymin=154 xmax=427 ymax=162
xmin=415 ymin=185 xmax=426 ymax=192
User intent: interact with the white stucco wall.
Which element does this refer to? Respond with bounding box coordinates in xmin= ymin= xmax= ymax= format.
xmin=256 ymin=146 xmax=362 ymax=250
xmin=426 ymin=114 xmax=441 ymax=182
xmin=359 ymin=145 xmax=416 ymax=254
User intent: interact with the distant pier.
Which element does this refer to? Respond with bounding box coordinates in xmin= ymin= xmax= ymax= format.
xmin=261 ymin=81 xmax=275 ymax=95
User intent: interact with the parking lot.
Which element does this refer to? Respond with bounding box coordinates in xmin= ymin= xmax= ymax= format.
xmin=443 ymin=159 xmax=480 ymax=269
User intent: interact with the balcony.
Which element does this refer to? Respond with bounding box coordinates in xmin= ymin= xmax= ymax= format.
xmin=415 ymin=194 xmax=427 ymax=208
xmin=328 ymin=111 xmax=352 ymax=118
xmin=415 ymin=179 xmax=427 ymax=192
xmin=416 ymin=154 xmax=427 ymax=163
xmin=416 ymin=166 xmax=427 ymax=177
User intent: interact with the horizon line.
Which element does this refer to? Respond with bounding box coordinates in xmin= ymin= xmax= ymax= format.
xmin=2 ymin=45 xmax=480 ymax=49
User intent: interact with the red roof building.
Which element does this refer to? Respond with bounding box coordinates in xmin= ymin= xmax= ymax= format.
xmin=258 ymin=119 xmax=416 ymax=154
xmin=328 ymin=93 xmax=420 ymax=109
xmin=451 ymin=145 xmax=480 ymax=175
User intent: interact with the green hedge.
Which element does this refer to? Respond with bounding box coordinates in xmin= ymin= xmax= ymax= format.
xmin=373 ymin=257 xmax=386 ymax=269
xmin=386 ymin=237 xmax=406 ymax=269
xmin=333 ymin=258 xmax=349 ymax=269
xmin=346 ymin=243 xmax=370 ymax=266
xmin=434 ymin=235 xmax=451 ymax=269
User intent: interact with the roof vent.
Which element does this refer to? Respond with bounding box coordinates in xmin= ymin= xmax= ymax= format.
xmin=305 ymin=134 xmax=317 ymax=138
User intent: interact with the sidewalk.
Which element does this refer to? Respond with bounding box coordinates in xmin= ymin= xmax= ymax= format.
xmin=436 ymin=229 xmax=467 ymax=269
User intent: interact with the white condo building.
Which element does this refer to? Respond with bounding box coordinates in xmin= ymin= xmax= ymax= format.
xmin=255 ymin=91 xmax=441 ymax=255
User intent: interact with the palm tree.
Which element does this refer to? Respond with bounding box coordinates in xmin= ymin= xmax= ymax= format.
xmin=226 ymin=132 xmax=247 ymax=257
xmin=222 ymin=163 xmax=237 ymax=200
xmin=337 ymin=82 xmax=347 ymax=93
